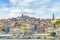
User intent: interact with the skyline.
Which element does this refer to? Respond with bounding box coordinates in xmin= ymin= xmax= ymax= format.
xmin=0 ymin=0 xmax=60 ymax=19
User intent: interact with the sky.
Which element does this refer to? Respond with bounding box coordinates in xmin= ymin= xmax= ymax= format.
xmin=0 ymin=0 xmax=60 ymax=19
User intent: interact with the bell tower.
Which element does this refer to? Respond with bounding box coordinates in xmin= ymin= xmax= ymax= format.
xmin=22 ymin=14 xmax=23 ymax=18
xmin=52 ymin=13 xmax=56 ymax=28
xmin=53 ymin=13 xmax=55 ymax=20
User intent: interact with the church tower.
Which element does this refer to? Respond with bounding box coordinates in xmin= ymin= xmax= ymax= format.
xmin=22 ymin=14 xmax=24 ymax=18
xmin=53 ymin=13 xmax=54 ymax=20
xmin=52 ymin=13 xmax=56 ymax=28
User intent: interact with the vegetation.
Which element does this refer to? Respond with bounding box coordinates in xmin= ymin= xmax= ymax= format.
xmin=56 ymin=20 xmax=60 ymax=25
xmin=55 ymin=20 xmax=60 ymax=28
xmin=50 ymin=32 xmax=56 ymax=37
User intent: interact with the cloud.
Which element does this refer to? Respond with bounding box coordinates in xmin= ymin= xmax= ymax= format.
xmin=37 ymin=0 xmax=50 ymax=4
xmin=0 ymin=0 xmax=60 ymax=19
xmin=9 ymin=0 xmax=34 ymax=4
xmin=6 ymin=7 xmax=34 ymax=18
xmin=0 ymin=7 xmax=21 ymax=18
xmin=7 ymin=13 xmax=21 ymax=18
xmin=50 ymin=2 xmax=60 ymax=13
xmin=9 ymin=0 xmax=34 ymax=7
xmin=0 ymin=7 xmax=9 ymax=18
xmin=9 ymin=0 xmax=17 ymax=5
xmin=23 ymin=8 xmax=34 ymax=14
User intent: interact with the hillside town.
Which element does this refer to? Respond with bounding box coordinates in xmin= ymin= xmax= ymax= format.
xmin=0 ymin=14 xmax=60 ymax=39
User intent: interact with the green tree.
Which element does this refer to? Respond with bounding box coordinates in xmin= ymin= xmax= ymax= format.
xmin=50 ymin=32 xmax=56 ymax=37
xmin=56 ymin=20 xmax=60 ymax=25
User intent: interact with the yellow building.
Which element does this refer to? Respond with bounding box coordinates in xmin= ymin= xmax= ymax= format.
xmin=48 ymin=29 xmax=56 ymax=33
xmin=21 ymin=23 xmax=29 ymax=33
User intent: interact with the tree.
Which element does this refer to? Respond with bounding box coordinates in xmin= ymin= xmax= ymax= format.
xmin=55 ymin=20 xmax=60 ymax=28
xmin=56 ymin=20 xmax=60 ymax=25
xmin=50 ymin=32 xmax=56 ymax=37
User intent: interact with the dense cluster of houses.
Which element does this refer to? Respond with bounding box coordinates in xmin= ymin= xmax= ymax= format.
xmin=0 ymin=14 xmax=60 ymax=39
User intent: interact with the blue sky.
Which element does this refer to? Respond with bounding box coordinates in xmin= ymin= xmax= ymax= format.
xmin=0 ymin=0 xmax=60 ymax=19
